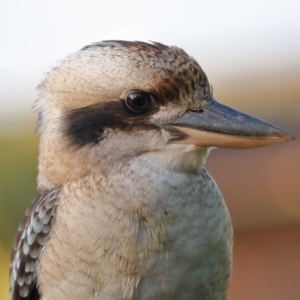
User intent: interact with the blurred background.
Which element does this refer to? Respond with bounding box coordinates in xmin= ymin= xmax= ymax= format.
xmin=0 ymin=0 xmax=299 ymax=299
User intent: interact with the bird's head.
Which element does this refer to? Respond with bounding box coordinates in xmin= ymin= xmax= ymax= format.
xmin=35 ymin=41 xmax=293 ymax=190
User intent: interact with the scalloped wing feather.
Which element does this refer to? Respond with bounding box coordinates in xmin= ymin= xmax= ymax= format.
xmin=10 ymin=189 xmax=60 ymax=300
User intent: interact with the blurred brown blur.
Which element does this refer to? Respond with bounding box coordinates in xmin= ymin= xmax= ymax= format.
xmin=206 ymin=69 xmax=300 ymax=300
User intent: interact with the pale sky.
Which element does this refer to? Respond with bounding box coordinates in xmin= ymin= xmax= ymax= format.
xmin=0 ymin=0 xmax=299 ymax=119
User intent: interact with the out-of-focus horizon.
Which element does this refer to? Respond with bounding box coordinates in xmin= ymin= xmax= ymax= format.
xmin=1 ymin=0 xmax=300 ymax=299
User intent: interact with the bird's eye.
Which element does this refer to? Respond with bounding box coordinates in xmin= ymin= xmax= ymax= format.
xmin=125 ymin=92 xmax=153 ymax=113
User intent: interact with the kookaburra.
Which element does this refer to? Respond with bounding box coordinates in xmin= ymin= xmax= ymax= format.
xmin=10 ymin=41 xmax=293 ymax=300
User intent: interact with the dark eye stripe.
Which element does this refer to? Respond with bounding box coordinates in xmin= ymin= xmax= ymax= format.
xmin=63 ymin=100 xmax=159 ymax=148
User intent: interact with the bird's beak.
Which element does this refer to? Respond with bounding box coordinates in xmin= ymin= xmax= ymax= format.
xmin=168 ymin=98 xmax=294 ymax=149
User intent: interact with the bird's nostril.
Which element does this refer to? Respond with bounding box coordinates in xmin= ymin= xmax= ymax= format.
xmin=190 ymin=109 xmax=204 ymax=113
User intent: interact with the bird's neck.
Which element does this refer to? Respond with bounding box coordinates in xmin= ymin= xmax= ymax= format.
xmin=46 ymin=156 xmax=232 ymax=300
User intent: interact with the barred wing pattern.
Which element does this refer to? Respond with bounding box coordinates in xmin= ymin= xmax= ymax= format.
xmin=10 ymin=189 xmax=60 ymax=300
